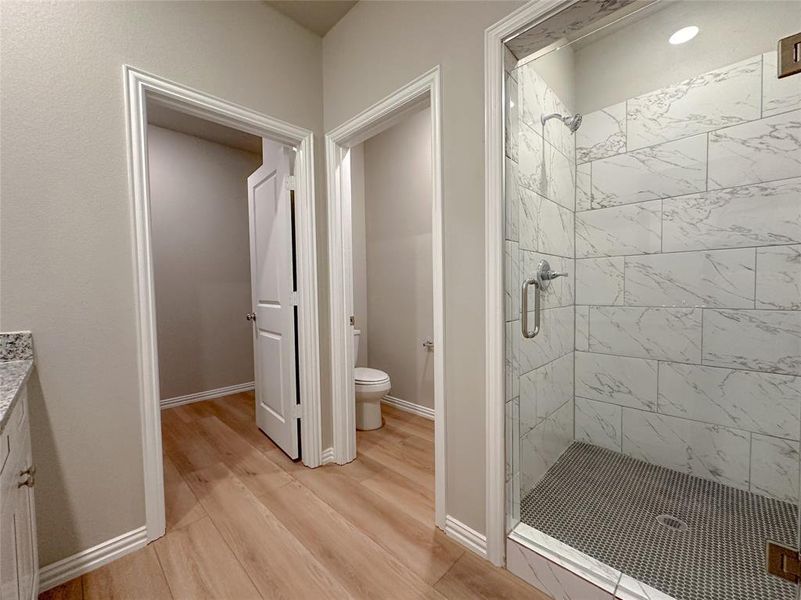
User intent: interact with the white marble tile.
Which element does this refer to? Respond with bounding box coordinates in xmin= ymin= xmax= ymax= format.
xmin=624 ymin=249 xmax=756 ymax=309
xmin=589 ymin=307 xmax=702 ymax=363
xmin=708 ymin=109 xmax=801 ymax=190
xmin=621 ymin=409 xmax=751 ymax=490
xmin=658 ymin=362 xmax=801 ymax=440
xmin=590 ymin=135 xmax=706 ymax=209
xmin=507 ymin=538 xmax=614 ymax=600
xmin=576 ymin=306 xmax=590 ymax=352
xmin=512 ymin=523 xmax=623 ymax=595
xmin=505 ymin=73 xmax=519 ymax=163
xmin=662 ymin=178 xmax=801 ymax=252
xmin=523 ymin=251 xmax=573 ymax=309
xmin=576 ymin=162 xmax=591 ymax=212
xmin=576 ymin=200 xmax=661 ymax=258
xmin=520 ymin=352 xmax=574 ymax=434
xmin=615 ymin=574 xmax=676 ymax=600
xmin=575 ymin=351 xmax=657 ymax=410
xmin=576 ymin=397 xmax=621 ymax=452
xmin=519 ymin=62 xmax=565 ymax=133
xmin=506 ymin=320 xmax=519 ymax=401
xmin=627 ymin=56 xmax=761 ymax=150
xmin=506 ymin=397 xmax=520 ymax=482
xmin=702 ymin=309 xmax=801 ymax=376
xmin=543 ymin=110 xmax=577 ymax=166
xmin=543 ymin=139 xmax=575 ymax=211
xmin=576 ymin=102 xmax=626 ymax=163
xmin=763 ymin=51 xmax=801 ymax=118
xmin=750 ymin=434 xmax=799 ymax=503
xmin=520 ymin=400 xmax=574 ymax=496
xmin=539 ymin=197 xmax=574 ymax=258
xmin=505 ymin=241 xmax=520 ymax=322
xmin=504 ymin=157 xmax=519 ymax=242
xmin=518 ymin=186 xmax=540 ymax=252
xmin=519 ymin=122 xmax=544 ymax=195
xmin=576 ymin=257 xmax=624 ymax=305
xmin=518 ymin=306 xmax=574 ymax=374
xmin=756 ymin=245 xmax=801 ymax=310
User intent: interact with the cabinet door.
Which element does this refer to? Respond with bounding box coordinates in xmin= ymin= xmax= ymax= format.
xmin=0 ymin=460 xmax=19 ymax=600
xmin=13 ymin=434 xmax=34 ymax=600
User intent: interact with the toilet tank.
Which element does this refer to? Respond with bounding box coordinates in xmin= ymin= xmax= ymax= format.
xmin=353 ymin=329 xmax=361 ymax=360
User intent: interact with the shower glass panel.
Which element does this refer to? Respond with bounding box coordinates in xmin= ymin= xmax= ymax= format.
xmin=504 ymin=2 xmax=801 ymax=599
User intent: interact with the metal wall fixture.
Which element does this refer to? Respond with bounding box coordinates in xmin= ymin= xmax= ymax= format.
xmin=520 ymin=259 xmax=568 ymax=339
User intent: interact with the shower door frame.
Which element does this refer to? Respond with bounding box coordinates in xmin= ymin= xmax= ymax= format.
xmin=483 ymin=0 xmax=581 ymax=566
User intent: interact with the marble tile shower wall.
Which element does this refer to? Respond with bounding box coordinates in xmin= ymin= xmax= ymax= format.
xmin=505 ymin=54 xmax=577 ymax=517
xmin=573 ymin=52 xmax=801 ymax=504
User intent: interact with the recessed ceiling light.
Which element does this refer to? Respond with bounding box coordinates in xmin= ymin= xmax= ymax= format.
xmin=669 ymin=26 xmax=699 ymax=45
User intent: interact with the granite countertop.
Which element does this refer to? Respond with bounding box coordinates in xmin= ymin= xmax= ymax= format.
xmin=0 ymin=331 xmax=34 ymax=434
xmin=0 ymin=360 xmax=33 ymax=433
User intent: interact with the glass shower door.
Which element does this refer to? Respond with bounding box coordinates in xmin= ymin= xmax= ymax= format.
xmin=504 ymin=2 xmax=801 ymax=598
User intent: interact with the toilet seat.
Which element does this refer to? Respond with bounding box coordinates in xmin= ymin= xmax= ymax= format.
xmin=355 ymin=367 xmax=390 ymax=385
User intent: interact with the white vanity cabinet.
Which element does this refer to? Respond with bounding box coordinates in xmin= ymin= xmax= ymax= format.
xmin=0 ymin=389 xmax=38 ymax=600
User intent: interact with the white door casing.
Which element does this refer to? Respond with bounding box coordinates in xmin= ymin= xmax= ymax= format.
xmin=124 ymin=65 xmax=322 ymax=543
xmin=325 ymin=66 xmax=446 ymax=529
xmin=248 ymin=142 xmax=299 ymax=459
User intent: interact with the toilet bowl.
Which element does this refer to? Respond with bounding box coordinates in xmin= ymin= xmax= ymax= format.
xmin=353 ymin=330 xmax=391 ymax=430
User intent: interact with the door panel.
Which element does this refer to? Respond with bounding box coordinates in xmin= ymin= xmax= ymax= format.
xmin=248 ymin=142 xmax=299 ymax=459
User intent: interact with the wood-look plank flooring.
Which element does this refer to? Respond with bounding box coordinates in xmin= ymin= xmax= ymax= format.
xmin=40 ymin=392 xmax=545 ymax=600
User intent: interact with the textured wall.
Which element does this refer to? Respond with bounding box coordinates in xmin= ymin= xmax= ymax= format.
xmin=148 ymin=125 xmax=261 ymax=400
xmin=0 ymin=1 xmax=323 ymax=566
xmin=323 ymin=0 xmax=523 ymax=532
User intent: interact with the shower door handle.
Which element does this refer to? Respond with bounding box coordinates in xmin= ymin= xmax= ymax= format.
xmin=521 ymin=276 xmax=540 ymax=338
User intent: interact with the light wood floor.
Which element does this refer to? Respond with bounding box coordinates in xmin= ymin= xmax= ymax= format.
xmin=40 ymin=393 xmax=545 ymax=600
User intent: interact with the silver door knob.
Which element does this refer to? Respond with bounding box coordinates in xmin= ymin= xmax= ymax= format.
xmin=422 ymin=340 xmax=434 ymax=351
xmin=246 ymin=312 xmax=256 ymax=321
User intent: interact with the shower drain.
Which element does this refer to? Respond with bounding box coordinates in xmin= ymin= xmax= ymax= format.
xmin=656 ymin=514 xmax=689 ymax=532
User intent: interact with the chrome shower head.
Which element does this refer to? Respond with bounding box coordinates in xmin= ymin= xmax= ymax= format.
xmin=540 ymin=112 xmax=583 ymax=134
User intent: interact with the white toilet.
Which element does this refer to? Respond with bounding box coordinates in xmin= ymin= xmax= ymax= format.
xmin=353 ymin=330 xmax=391 ymax=430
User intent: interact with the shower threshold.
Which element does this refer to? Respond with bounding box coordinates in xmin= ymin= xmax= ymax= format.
xmin=513 ymin=442 xmax=796 ymax=600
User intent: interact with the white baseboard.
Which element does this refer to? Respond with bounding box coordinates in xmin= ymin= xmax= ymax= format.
xmin=38 ymin=526 xmax=147 ymax=592
xmin=160 ymin=381 xmax=254 ymax=409
xmin=382 ymin=395 xmax=434 ymax=421
xmin=444 ymin=515 xmax=488 ymax=558
xmin=320 ymin=446 xmax=335 ymax=465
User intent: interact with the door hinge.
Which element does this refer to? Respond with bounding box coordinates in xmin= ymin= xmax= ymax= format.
xmin=767 ymin=541 xmax=801 ymax=583
xmin=285 ymin=176 xmax=296 ymax=191
xmin=292 ymin=403 xmax=302 ymax=419
xmin=290 ymin=291 xmax=299 ymax=306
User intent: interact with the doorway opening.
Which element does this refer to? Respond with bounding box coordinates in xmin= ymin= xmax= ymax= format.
xmin=325 ymin=67 xmax=446 ymax=530
xmin=124 ymin=66 xmax=321 ymax=542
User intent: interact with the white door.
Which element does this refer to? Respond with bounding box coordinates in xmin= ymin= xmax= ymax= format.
xmin=247 ymin=142 xmax=299 ymax=459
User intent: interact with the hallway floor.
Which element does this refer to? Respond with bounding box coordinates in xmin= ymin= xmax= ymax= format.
xmin=39 ymin=393 xmax=543 ymax=599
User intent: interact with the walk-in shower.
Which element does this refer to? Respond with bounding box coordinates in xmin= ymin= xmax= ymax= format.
xmin=502 ymin=1 xmax=801 ymax=599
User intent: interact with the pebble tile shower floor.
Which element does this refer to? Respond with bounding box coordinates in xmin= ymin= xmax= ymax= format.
xmin=519 ymin=443 xmax=796 ymax=600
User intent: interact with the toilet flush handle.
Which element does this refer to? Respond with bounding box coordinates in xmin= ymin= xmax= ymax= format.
xmin=422 ymin=339 xmax=434 ymax=351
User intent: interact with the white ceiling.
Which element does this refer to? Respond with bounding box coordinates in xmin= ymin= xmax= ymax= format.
xmin=264 ymin=0 xmax=358 ymax=36
xmin=146 ymin=101 xmax=263 ymax=155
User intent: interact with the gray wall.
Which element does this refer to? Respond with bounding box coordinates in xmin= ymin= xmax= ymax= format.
xmin=148 ymin=125 xmax=260 ymax=401
xmin=0 ymin=1 xmax=324 ymax=566
xmin=324 ymin=0 xmax=523 ymax=532
xmin=361 ymin=107 xmax=434 ymax=410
